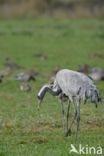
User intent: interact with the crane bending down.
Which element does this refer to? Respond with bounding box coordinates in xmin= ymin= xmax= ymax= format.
xmin=37 ymin=69 xmax=101 ymax=141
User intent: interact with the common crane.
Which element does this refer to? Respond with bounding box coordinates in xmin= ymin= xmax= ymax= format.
xmin=38 ymin=69 xmax=101 ymax=141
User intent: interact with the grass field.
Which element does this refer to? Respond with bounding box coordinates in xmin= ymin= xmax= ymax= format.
xmin=0 ymin=17 xmax=104 ymax=156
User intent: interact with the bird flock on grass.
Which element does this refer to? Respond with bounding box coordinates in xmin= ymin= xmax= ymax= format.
xmin=0 ymin=57 xmax=39 ymax=91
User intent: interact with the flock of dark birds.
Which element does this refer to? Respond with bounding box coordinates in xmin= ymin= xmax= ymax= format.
xmin=0 ymin=52 xmax=104 ymax=92
xmin=0 ymin=56 xmax=39 ymax=92
xmin=78 ymin=64 xmax=104 ymax=81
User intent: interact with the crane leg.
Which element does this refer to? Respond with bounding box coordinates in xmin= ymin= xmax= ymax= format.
xmin=66 ymin=100 xmax=77 ymax=137
xmin=65 ymin=100 xmax=71 ymax=137
xmin=60 ymin=100 xmax=66 ymax=132
xmin=75 ymin=99 xmax=80 ymax=143
xmin=67 ymin=101 xmax=77 ymax=131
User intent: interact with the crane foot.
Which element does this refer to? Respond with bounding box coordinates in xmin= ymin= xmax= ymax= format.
xmin=65 ymin=129 xmax=71 ymax=137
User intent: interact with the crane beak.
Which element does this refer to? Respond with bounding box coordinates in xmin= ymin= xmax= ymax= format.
xmin=95 ymin=103 xmax=98 ymax=108
xmin=37 ymin=96 xmax=42 ymax=111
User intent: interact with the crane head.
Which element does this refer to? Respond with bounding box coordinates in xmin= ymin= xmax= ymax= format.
xmin=37 ymin=84 xmax=49 ymax=110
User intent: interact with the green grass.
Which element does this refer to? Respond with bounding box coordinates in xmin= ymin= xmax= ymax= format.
xmin=0 ymin=17 xmax=104 ymax=156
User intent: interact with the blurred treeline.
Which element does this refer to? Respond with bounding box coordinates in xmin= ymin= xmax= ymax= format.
xmin=0 ymin=0 xmax=104 ymax=18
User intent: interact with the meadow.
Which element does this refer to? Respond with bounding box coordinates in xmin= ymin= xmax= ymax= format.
xmin=0 ymin=17 xmax=104 ymax=156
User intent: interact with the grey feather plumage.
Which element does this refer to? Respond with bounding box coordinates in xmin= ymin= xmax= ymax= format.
xmin=55 ymin=69 xmax=101 ymax=105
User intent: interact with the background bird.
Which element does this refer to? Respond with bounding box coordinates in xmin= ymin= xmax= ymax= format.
xmin=20 ymin=82 xmax=31 ymax=92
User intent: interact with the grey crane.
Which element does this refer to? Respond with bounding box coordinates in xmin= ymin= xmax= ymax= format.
xmin=37 ymin=69 xmax=101 ymax=141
